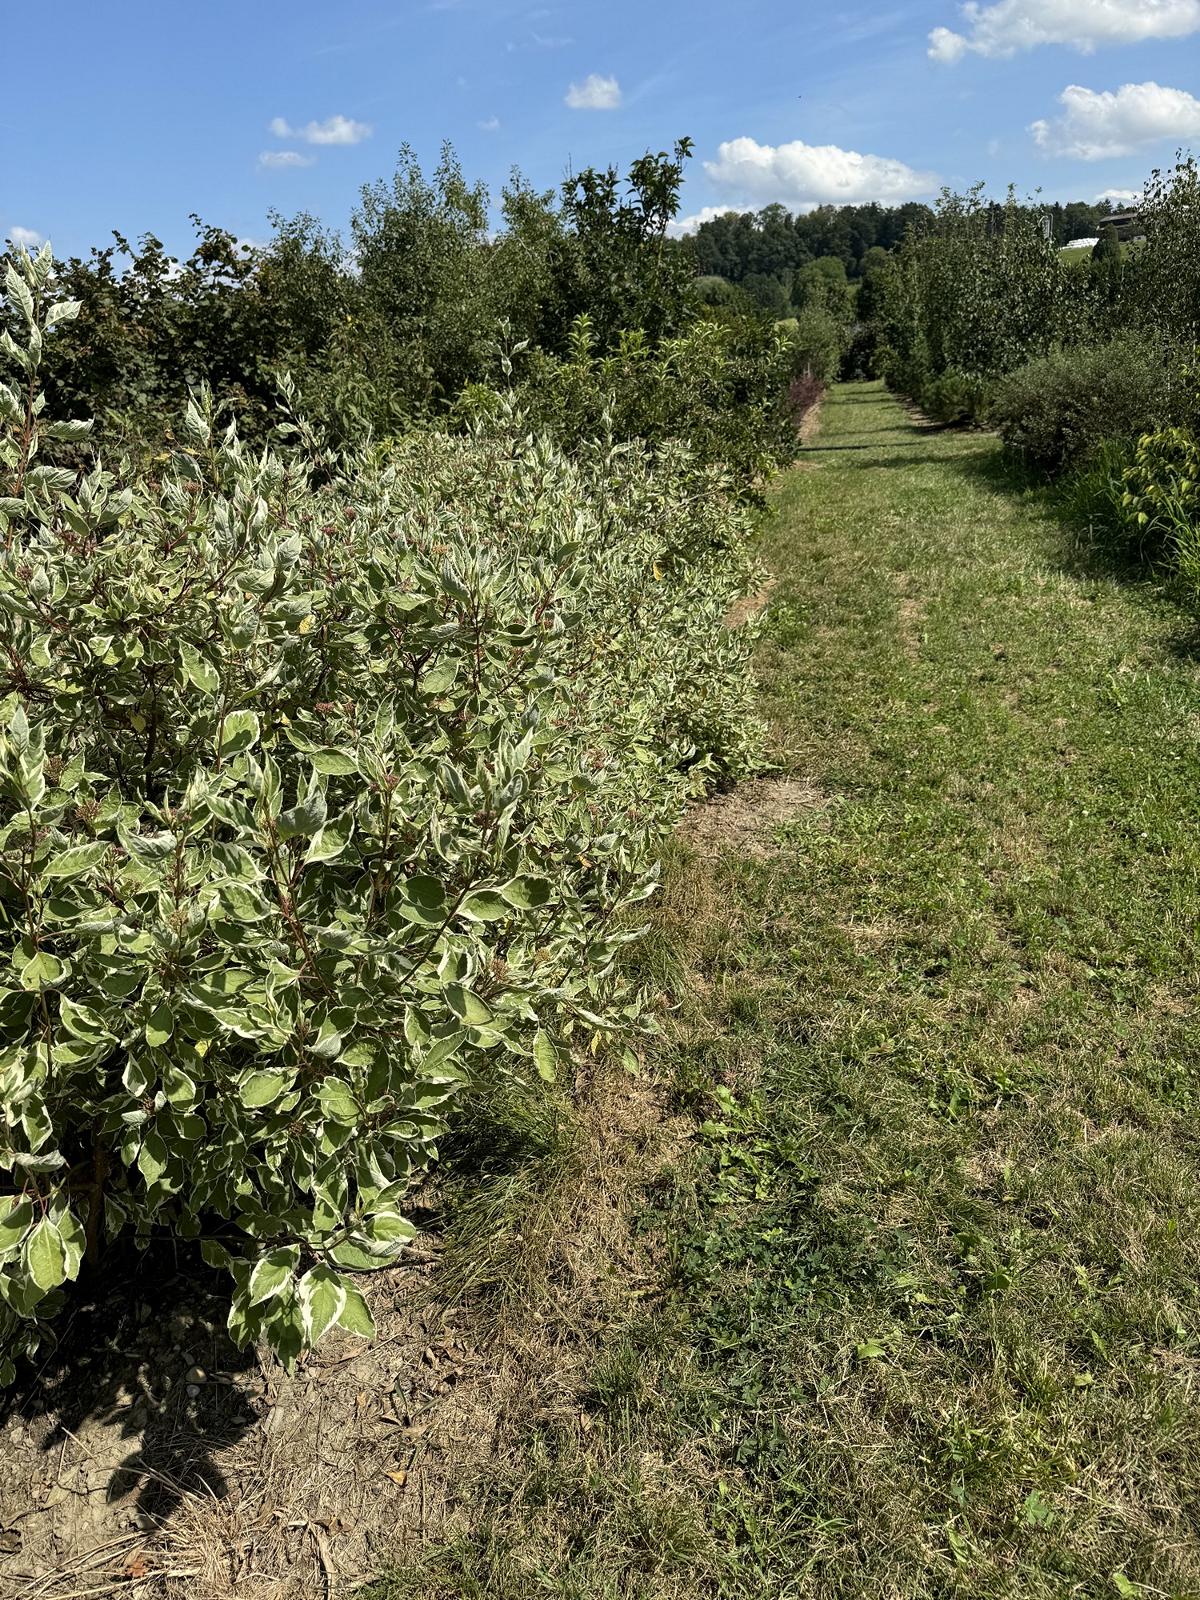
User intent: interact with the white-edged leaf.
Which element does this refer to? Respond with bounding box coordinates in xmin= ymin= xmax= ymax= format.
xmin=248 ymin=1245 xmax=299 ymax=1306
xmin=25 ymin=1218 xmax=66 ymax=1291
xmin=298 ymin=1264 xmax=346 ymax=1342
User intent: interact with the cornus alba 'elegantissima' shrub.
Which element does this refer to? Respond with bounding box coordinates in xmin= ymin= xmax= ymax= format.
xmin=0 ymin=246 xmax=763 ymax=1379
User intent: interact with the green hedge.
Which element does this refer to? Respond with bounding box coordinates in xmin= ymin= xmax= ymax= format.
xmin=0 ymin=247 xmax=763 ymax=1379
xmin=985 ymin=339 xmax=1168 ymax=473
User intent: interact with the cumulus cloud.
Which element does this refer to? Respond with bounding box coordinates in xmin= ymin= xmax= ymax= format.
xmin=565 ymin=73 xmax=622 ymax=110
xmin=1095 ymin=185 xmax=1142 ymax=201
xmin=1030 ymin=80 xmax=1200 ymax=158
xmin=258 ymin=149 xmax=316 ymax=171
xmin=929 ymin=25 xmax=971 ymax=59
xmin=8 ymin=225 xmax=44 ymax=250
xmin=703 ymin=137 xmax=937 ymax=208
xmin=929 ymin=0 xmax=1200 ymax=61
xmin=269 ymin=114 xmax=372 ymax=145
xmin=666 ymin=206 xmax=744 ymax=238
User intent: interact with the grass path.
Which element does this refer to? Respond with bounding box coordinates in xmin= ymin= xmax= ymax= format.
xmin=385 ymin=383 xmax=1200 ymax=1599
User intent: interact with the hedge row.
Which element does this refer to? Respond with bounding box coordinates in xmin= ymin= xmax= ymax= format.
xmin=0 ymin=247 xmax=763 ymax=1377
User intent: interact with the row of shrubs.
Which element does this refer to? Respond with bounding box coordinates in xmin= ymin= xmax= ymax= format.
xmin=454 ymin=312 xmax=810 ymax=495
xmin=23 ymin=141 xmax=823 ymax=493
xmin=865 ymin=156 xmax=1200 ymax=596
xmin=0 ymin=219 xmax=773 ymax=1379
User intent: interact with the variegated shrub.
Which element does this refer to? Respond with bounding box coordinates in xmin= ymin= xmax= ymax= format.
xmin=0 ymin=245 xmax=762 ymax=1378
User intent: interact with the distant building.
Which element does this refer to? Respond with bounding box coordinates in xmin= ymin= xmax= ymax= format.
xmin=1063 ymin=237 xmax=1099 ymax=250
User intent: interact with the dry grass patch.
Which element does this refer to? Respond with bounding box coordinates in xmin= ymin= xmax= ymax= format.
xmin=684 ymin=777 xmax=824 ymax=861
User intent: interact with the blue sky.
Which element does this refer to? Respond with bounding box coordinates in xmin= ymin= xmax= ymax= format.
xmin=5 ymin=0 xmax=1199 ymax=258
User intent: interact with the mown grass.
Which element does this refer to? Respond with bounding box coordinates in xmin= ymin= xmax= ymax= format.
xmin=367 ymin=382 xmax=1200 ymax=1600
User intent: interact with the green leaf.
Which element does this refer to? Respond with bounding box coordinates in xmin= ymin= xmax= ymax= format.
xmin=137 ymin=1129 xmax=169 ymax=1185
xmin=1022 ymin=1491 xmax=1056 ymax=1529
xmin=298 ymin=1265 xmax=346 ymax=1342
xmin=116 ymin=824 xmax=175 ymax=862
xmin=248 ymin=1245 xmax=300 ymax=1306
xmin=460 ymin=889 xmax=510 ymax=922
xmin=41 ymin=841 xmax=109 ymax=880
xmin=58 ymin=995 xmax=112 ymax=1044
xmin=240 ymin=1069 xmax=291 ymax=1108
xmin=855 ymin=1339 xmax=887 ymax=1361
xmin=421 ymin=1029 xmax=466 ymax=1075
xmin=0 ymin=1198 xmax=33 ymax=1254
xmin=264 ymin=1295 xmax=305 ymax=1372
xmin=180 ymin=642 xmax=220 ymax=695
xmin=305 ymin=812 xmax=354 ymax=863
xmin=396 ymin=875 xmax=445 ymax=924
xmin=278 ymin=788 xmax=327 ymax=840
xmin=162 ymin=1065 xmax=197 ymax=1108
xmin=364 ymin=1211 xmax=417 ymax=1250
xmin=20 ymin=950 xmax=63 ymax=992
xmin=308 ymin=747 xmax=359 ymax=776
xmin=219 ymin=709 xmax=260 ymax=756
xmin=532 ymin=1030 xmax=558 ymax=1083
xmin=5 ymin=264 xmax=34 ymax=329
xmin=318 ymin=1078 xmax=359 ymax=1124
xmin=336 ymin=1281 xmax=376 ymax=1337
xmin=145 ymin=1003 xmax=174 ymax=1048
xmin=500 ymin=875 xmax=553 ymax=910
xmin=25 ymin=1219 xmax=66 ymax=1292
xmin=446 ymin=986 xmax=493 ymax=1027
xmin=218 ymin=881 xmax=272 ymax=922
xmin=420 ymin=659 xmax=459 ymax=695
xmin=45 ymin=298 xmax=83 ymax=328
xmin=329 ymin=1240 xmax=391 ymax=1270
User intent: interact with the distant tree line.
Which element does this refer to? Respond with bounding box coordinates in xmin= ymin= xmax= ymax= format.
xmin=683 ymin=195 xmax=1135 ymax=315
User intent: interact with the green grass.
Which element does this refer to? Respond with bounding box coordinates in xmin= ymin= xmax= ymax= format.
xmin=368 ymin=382 xmax=1200 ymax=1600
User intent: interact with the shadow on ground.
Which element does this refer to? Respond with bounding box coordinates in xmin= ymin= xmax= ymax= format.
xmin=0 ymin=1240 xmax=260 ymax=1587
xmin=942 ymin=438 xmax=1200 ymax=659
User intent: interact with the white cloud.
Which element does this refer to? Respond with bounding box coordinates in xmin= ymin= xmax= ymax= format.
xmin=1030 ymin=80 xmax=1200 ymax=158
xmin=929 ymin=24 xmax=970 ymax=59
xmin=666 ymin=206 xmax=743 ymax=238
xmin=929 ymin=0 xmax=1200 ymax=61
xmin=565 ymin=73 xmax=622 ymax=110
xmin=8 ymin=226 xmax=44 ymax=250
xmin=478 ymin=115 xmax=501 ymax=132
xmin=258 ymin=149 xmax=316 ymax=171
xmin=703 ymin=137 xmax=937 ymax=208
xmin=269 ymin=114 xmax=372 ymax=146
xmin=1095 ymin=185 xmax=1142 ymax=201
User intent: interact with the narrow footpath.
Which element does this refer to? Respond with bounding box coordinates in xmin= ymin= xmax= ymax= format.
xmin=671 ymin=379 xmax=1200 ymax=1597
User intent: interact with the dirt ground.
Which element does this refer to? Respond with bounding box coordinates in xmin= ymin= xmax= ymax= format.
xmin=0 ymin=1220 xmax=489 ymax=1599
